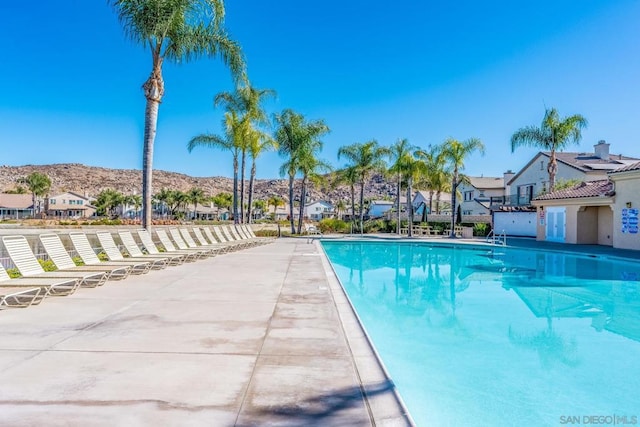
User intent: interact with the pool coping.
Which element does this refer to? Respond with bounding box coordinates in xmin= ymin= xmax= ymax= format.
xmin=314 ymin=239 xmax=416 ymax=426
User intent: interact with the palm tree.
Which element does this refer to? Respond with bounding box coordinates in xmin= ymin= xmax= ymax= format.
xmin=337 ymin=140 xmax=389 ymax=234
xmin=511 ymin=107 xmax=588 ymax=192
xmin=215 ymin=84 xmax=276 ymax=223
xmin=402 ymin=152 xmax=427 ymax=237
xmin=388 ymin=138 xmax=419 ymax=234
xmin=440 ymin=137 xmax=485 ymax=238
xmin=188 ymin=111 xmax=243 ymax=222
xmin=333 ymin=166 xmax=359 ymax=226
xmin=246 ymin=127 xmax=276 ymax=223
xmin=296 ymin=145 xmax=332 ymax=234
xmin=110 ymin=0 xmax=245 ymax=229
xmin=267 ymin=195 xmax=284 ymax=220
xmin=187 ymin=187 xmax=206 ymax=220
xmin=274 ymin=109 xmax=330 ymax=234
xmin=415 ymin=145 xmax=449 ymax=216
xmin=20 ymin=172 xmax=51 ymax=217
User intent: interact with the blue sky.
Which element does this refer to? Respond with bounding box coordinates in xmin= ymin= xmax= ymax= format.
xmin=1 ymin=1 xmax=639 ymax=182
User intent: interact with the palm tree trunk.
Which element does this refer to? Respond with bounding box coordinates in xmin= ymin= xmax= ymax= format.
xmin=141 ymin=98 xmax=159 ymax=229
xmin=297 ymin=177 xmax=307 ymax=234
xmin=396 ymin=173 xmax=401 ymax=234
xmin=240 ymin=149 xmax=246 ymax=223
xmin=141 ymin=60 xmax=163 ymax=230
xmin=548 ymin=151 xmax=558 ymax=192
xmin=359 ymin=179 xmax=365 ymax=235
xmin=350 ymin=184 xmax=356 ymax=231
xmin=247 ymin=160 xmax=256 ymax=224
xmin=450 ymin=172 xmax=458 ymax=238
xmin=429 ymin=190 xmax=434 ymax=217
xmin=232 ymin=154 xmax=239 ymax=224
xmin=406 ymin=178 xmax=413 ymax=237
xmin=288 ymin=174 xmax=296 ymax=234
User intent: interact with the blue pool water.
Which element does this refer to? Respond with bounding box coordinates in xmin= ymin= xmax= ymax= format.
xmin=321 ymin=241 xmax=640 ymax=427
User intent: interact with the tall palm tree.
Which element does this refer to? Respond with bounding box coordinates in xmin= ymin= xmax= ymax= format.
xmin=187 ymin=187 xmax=206 ymax=220
xmin=440 ymin=137 xmax=485 ymax=238
xmin=401 ymin=152 xmax=427 ymax=237
xmin=246 ymin=127 xmax=276 ymax=223
xmin=296 ymin=144 xmax=331 ymax=234
xmin=110 ymin=0 xmax=245 ymax=229
xmin=415 ymin=144 xmax=449 ymax=216
xmin=511 ymin=107 xmax=588 ymax=192
xmin=188 ymin=111 xmax=243 ymax=222
xmin=20 ymin=172 xmax=51 ymax=217
xmin=333 ymin=166 xmax=359 ymax=226
xmin=267 ymin=195 xmax=284 ymax=220
xmin=337 ymin=140 xmax=389 ymax=234
xmin=215 ymin=84 xmax=275 ymax=223
xmin=274 ymin=109 xmax=330 ymax=234
xmin=388 ymin=138 xmax=419 ymax=234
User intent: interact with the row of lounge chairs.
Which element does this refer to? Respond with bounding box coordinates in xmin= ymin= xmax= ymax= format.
xmin=0 ymin=225 xmax=273 ymax=310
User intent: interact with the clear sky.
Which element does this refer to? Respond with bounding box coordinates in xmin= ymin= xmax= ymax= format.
xmin=1 ymin=1 xmax=639 ymax=181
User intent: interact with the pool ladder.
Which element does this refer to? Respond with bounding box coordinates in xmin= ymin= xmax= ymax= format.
xmin=486 ymin=230 xmax=507 ymax=246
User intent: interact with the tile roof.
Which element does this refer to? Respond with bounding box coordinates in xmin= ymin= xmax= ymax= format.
xmin=0 ymin=193 xmax=33 ymax=209
xmin=551 ymin=151 xmax=639 ymax=172
xmin=609 ymin=161 xmax=640 ymax=174
xmin=533 ymin=180 xmax=614 ymax=201
xmin=468 ymin=176 xmax=504 ymax=189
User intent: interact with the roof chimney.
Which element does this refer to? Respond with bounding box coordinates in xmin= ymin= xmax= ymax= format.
xmin=594 ymin=140 xmax=610 ymax=160
xmin=503 ymin=170 xmax=515 ymax=184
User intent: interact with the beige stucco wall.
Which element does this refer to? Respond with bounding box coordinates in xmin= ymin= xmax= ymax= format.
xmin=510 ymin=154 xmax=609 ymax=198
xmin=610 ymin=171 xmax=640 ymax=250
xmin=597 ymin=206 xmax=613 ymax=246
xmin=576 ymin=206 xmax=598 ymax=244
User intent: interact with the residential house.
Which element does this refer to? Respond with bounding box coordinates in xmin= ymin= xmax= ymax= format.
xmin=494 ymin=141 xmax=638 ymax=237
xmin=531 ymin=180 xmax=614 ymax=245
xmin=458 ymin=176 xmax=505 ymax=216
xmin=303 ymin=200 xmax=334 ymax=221
xmin=47 ymin=192 xmax=95 ymax=218
xmin=368 ymin=200 xmax=394 ymax=218
xmin=505 ymin=141 xmax=638 ymax=207
xmin=412 ymin=190 xmax=451 ymax=215
xmin=530 ymin=160 xmax=640 ymax=250
xmin=0 ymin=194 xmax=33 ymax=219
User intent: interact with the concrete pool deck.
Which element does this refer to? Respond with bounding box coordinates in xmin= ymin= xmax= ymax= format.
xmin=0 ymin=237 xmax=412 ymax=426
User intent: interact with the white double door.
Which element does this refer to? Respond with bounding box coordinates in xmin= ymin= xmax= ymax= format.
xmin=545 ymin=207 xmax=566 ymax=242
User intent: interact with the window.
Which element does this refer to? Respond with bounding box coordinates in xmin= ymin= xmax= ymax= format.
xmin=50 ymin=199 xmax=56 ymax=205
xmin=464 ymin=191 xmax=473 ymax=201
xmin=540 ymin=160 xmax=544 ymax=171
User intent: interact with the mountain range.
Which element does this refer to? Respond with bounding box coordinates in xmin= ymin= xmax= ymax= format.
xmin=0 ymin=163 xmax=398 ymax=204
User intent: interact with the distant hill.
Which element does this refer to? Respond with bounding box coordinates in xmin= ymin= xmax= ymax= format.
xmin=0 ymin=163 xmax=398 ymax=203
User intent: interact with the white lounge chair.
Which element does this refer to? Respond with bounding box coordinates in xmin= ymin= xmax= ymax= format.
xmin=68 ymin=232 xmax=141 ymax=277
xmin=178 ymin=228 xmax=223 ymax=256
xmin=168 ymin=229 xmax=209 ymax=259
xmin=0 ymin=265 xmax=48 ymax=307
xmin=95 ymin=231 xmax=154 ymax=274
xmin=39 ymin=233 xmax=128 ymax=283
xmin=192 ymin=227 xmax=230 ymax=254
xmin=2 ymin=235 xmax=101 ymax=290
xmin=210 ymin=226 xmax=246 ymax=251
xmin=136 ymin=229 xmax=186 ymax=266
xmin=154 ymin=229 xmax=200 ymax=262
xmin=117 ymin=230 xmax=168 ymax=270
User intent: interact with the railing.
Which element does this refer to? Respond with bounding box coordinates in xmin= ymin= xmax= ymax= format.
xmin=490 ymin=194 xmax=533 ymax=209
xmin=486 ymin=229 xmax=507 ymax=246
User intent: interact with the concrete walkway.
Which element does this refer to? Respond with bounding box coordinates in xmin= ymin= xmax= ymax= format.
xmin=0 ymin=238 xmax=411 ymax=426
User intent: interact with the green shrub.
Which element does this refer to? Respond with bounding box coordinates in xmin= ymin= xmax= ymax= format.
xmin=38 ymin=259 xmax=58 ymax=272
xmin=363 ymin=219 xmax=385 ymax=233
xmin=318 ymin=218 xmax=350 ymax=233
xmin=72 ymin=256 xmax=85 ymax=266
xmin=255 ymin=229 xmax=278 ymax=237
xmin=6 ymin=268 xmax=21 ymax=278
xmin=97 ymin=252 xmax=109 ymax=261
xmin=473 ymin=223 xmax=489 ymax=237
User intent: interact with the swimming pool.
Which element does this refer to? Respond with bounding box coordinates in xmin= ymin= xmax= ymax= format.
xmin=321 ymin=240 xmax=640 ymax=427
